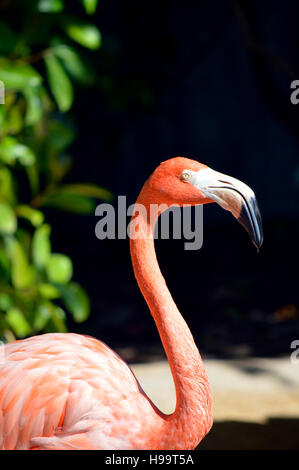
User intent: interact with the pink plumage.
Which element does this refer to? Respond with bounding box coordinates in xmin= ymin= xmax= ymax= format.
xmin=0 ymin=157 xmax=262 ymax=450
xmin=0 ymin=333 xmax=163 ymax=449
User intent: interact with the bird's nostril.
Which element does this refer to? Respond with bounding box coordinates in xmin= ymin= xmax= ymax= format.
xmin=218 ymin=180 xmax=233 ymax=185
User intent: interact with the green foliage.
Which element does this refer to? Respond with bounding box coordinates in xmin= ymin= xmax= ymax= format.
xmin=0 ymin=0 xmax=110 ymax=341
xmin=44 ymin=54 xmax=74 ymax=112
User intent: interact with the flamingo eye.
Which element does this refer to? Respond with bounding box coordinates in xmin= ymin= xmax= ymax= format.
xmin=181 ymin=170 xmax=192 ymax=181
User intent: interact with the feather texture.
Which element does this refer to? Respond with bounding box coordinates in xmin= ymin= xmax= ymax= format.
xmin=0 ymin=333 xmax=161 ymax=449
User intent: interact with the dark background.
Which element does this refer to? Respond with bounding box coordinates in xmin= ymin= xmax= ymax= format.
xmin=46 ymin=0 xmax=299 ymax=362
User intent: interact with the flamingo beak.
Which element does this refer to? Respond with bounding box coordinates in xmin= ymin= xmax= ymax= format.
xmin=190 ymin=168 xmax=263 ymax=251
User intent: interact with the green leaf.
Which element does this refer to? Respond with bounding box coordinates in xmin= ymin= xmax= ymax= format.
xmin=44 ymin=54 xmax=74 ymax=112
xmin=0 ymin=202 xmax=17 ymax=234
xmin=47 ymin=304 xmax=67 ymax=332
xmin=7 ymin=104 xmax=23 ymax=134
xmin=0 ymin=167 xmax=16 ymax=204
xmin=0 ymin=249 xmax=10 ymax=278
xmin=6 ymin=237 xmax=34 ymax=289
xmin=0 ymin=137 xmax=18 ymax=165
xmin=63 ymin=18 xmax=101 ymax=50
xmin=60 ymin=183 xmax=113 ymax=201
xmin=82 ymin=0 xmax=98 ymax=15
xmin=0 ymin=136 xmax=36 ymax=166
xmin=0 ymin=293 xmax=13 ymax=311
xmin=6 ymin=307 xmax=31 ymax=337
xmin=16 ymin=205 xmax=44 ymax=227
xmin=25 ymin=165 xmax=39 ymax=196
xmin=46 ymin=253 xmax=73 ymax=284
xmin=38 ymin=283 xmax=60 ymax=299
xmin=0 ymin=59 xmax=42 ymax=91
xmin=43 ymin=191 xmax=96 ymax=214
xmin=41 ymin=182 xmax=111 ymax=214
xmin=3 ymin=91 xmax=16 ymax=109
xmin=53 ymin=44 xmax=93 ymax=83
xmin=59 ymin=282 xmax=90 ymax=322
xmin=37 ymin=0 xmax=64 ymax=13
xmin=0 ymin=106 xmax=5 ymax=130
xmin=16 ymin=144 xmax=36 ymax=166
xmin=33 ymin=301 xmax=52 ymax=330
xmin=16 ymin=227 xmax=31 ymax=257
xmin=32 ymin=224 xmax=51 ymax=269
xmin=23 ymin=86 xmax=43 ymax=126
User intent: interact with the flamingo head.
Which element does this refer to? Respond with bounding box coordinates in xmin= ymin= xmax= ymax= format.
xmin=146 ymin=157 xmax=263 ymax=250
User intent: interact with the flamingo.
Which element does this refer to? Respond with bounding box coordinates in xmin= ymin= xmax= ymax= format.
xmin=0 ymin=157 xmax=263 ymax=450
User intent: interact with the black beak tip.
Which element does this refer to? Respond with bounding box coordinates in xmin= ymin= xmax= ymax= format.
xmin=238 ymin=197 xmax=263 ymax=253
xmin=253 ymin=233 xmax=263 ymax=253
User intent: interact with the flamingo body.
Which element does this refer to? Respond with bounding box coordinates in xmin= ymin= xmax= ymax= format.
xmin=0 ymin=157 xmax=262 ymax=450
xmin=0 ymin=333 xmax=163 ymax=450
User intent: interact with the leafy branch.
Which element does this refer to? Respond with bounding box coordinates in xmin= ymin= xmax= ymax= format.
xmin=0 ymin=0 xmax=108 ymax=340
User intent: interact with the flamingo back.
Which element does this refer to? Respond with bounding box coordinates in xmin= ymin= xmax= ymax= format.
xmin=0 ymin=333 xmax=157 ymax=449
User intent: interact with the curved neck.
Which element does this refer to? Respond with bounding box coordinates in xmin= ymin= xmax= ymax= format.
xmin=129 ymin=190 xmax=212 ymax=449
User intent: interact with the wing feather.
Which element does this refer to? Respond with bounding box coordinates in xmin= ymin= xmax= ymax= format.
xmin=0 ymin=333 xmax=151 ymax=449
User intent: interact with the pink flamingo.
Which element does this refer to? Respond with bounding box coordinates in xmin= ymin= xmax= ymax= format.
xmin=0 ymin=157 xmax=262 ymax=450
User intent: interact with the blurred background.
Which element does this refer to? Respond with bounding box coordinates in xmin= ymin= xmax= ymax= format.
xmin=0 ymin=0 xmax=298 ymax=449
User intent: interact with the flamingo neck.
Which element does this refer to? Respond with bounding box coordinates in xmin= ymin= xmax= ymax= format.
xmin=129 ymin=193 xmax=212 ymax=449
